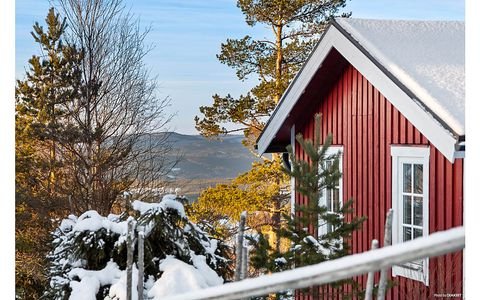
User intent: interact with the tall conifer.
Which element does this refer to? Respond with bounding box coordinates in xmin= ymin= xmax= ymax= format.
xmin=248 ymin=114 xmax=365 ymax=298
xmin=16 ymin=7 xmax=83 ymax=202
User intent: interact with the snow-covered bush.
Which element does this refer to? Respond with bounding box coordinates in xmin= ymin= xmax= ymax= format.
xmin=44 ymin=194 xmax=232 ymax=299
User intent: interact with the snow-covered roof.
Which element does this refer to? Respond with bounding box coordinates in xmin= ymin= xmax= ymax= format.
xmin=337 ymin=18 xmax=464 ymax=136
xmin=257 ymin=18 xmax=465 ymax=162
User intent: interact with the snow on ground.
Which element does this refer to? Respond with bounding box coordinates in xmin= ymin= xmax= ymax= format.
xmin=336 ymin=18 xmax=465 ymax=135
xmin=69 ymin=276 xmax=99 ymax=300
xmin=106 ymin=265 xmax=139 ymax=300
xmin=191 ymin=253 xmax=223 ymax=287
xmin=68 ymin=261 xmax=143 ymax=300
xmin=147 ymin=255 xmax=223 ymax=299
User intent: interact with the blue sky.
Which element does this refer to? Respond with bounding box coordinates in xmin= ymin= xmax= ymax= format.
xmin=15 ymin=0 xmax=465 ymax=134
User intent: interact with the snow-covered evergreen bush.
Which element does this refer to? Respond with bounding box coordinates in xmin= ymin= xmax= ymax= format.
xmin=44 ymin=194 xmax=231 ymax=299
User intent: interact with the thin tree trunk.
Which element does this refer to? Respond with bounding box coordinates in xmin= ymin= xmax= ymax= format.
xmin=49 ymin=139 xmax=56 ymax=195
xmin=273 ymin=194 xmax=282 ymax=253
xmin=274 ymin=24 xmax=283 ymax=104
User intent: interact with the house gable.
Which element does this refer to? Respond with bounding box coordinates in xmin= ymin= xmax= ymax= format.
xmin=257 ymin=19 xmax=464 ymax=163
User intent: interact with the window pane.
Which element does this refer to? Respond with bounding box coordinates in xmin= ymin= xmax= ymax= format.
xmin=414 ymin=228 xmax=423 ymax=239
xmin=403 ymin=164 xmax=412 ymax=193
xmin=403 ymin=227 xmax=412 ymax=241
xmin=403 ymin=195 xmax=412 ymax=224
xmin=414 ymin=164 xmax=423 ymax=194
xmin=413 ymin=196 xmax=423 ymax=226
xmin=333 ymin=188 xmax=340 ymax=212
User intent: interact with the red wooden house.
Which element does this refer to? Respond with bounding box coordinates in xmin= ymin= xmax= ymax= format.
xmin=257 ymin=18 xmax=464 ymax=299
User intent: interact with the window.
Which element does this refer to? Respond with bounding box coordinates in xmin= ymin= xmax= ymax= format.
xmin=391 ymin=146 xmax=429 ymax=285
xmin=318 ymin=146 xmax=343 ymax=236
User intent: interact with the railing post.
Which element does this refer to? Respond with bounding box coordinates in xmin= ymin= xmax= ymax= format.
xmin=377 ymin=209 xmax=393 ymax=300
xmin=137 ymin=229 xmax=145 ymax=300
xmin=235 ymin=211 xmax=247 ymax=281
xmin=127 ymin=218 xmax=135 ymax=300
xmin=365 ymin=239 xmax=379 ymax=300
xmin=240 ymin=245 xmax=248 ymax=280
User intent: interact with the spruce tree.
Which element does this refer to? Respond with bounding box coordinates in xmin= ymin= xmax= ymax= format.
xmin=45 ymin=195 xmax=232 ymax=299
xmin=248 ymin=114 xmax=365 ymax=298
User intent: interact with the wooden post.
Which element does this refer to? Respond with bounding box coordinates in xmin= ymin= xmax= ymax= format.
xmin=365 ymin=239 xmax=379 ymax=300
xmin=137 ymin=229 xmax=144 ymax=300
xmin=127 ymin=218 xmax=135 ymax=300
xmin=235 ymin=211 xmax=247 ymax=281
xmin=377 ymin=209 xmax=393 ymax=300
xmin=240 ymin=245 xmax=248 ymax=280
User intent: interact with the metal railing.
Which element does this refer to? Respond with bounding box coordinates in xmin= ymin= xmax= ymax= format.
xmin=163 ymin=227 xmax=465 ymax=300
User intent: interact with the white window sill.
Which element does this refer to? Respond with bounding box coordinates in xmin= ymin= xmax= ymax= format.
xmin=392 ymin=263 xmax=429 ymax=286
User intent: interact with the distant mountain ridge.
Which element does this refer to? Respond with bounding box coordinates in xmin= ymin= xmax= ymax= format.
xmin=163 ymin=132 xmax=258 ymax=180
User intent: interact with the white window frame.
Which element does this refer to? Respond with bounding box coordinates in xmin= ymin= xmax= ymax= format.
xmin=391 ymin=145 xmax=430 ymax=285
xmin=318 ymin=146 xmax=344 ymax=237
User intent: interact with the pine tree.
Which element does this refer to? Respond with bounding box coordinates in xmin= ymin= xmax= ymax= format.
xmin=248 ymin=114 xmax=365 ymax=298
xmin=16 ymin=7 xmax=83 ymax=205
xmin=195 ymin=0 xmax=350 ymax=148
xmin=193 ymin=0 xmax=351 ymax=268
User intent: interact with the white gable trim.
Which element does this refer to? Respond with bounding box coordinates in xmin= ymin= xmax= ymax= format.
xmin=257 ymin=25 xmax=458 ymax=163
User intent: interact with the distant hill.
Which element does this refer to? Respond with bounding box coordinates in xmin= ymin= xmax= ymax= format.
xmin=158 ymin=132 xmax=259 ymax=180
xmin=134 ymin=132 xmax=262 ymax=201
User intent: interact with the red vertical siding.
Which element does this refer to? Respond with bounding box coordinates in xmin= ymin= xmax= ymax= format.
xmin=294 ymin=64 xmax=463 ymax=299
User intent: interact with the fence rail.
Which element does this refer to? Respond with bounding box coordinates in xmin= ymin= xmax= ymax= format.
xmin=163 ymin=227 xmax=465 ymax=300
